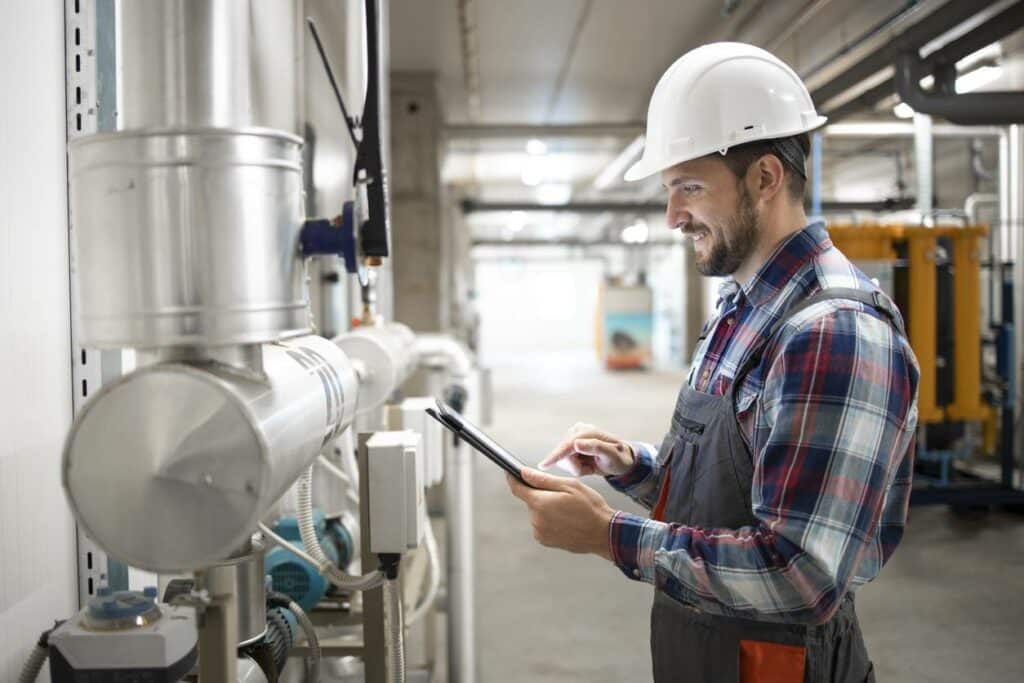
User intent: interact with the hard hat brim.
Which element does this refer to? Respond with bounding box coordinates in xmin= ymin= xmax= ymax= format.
xmin=622 ymin=115 xmax=828 ymax=183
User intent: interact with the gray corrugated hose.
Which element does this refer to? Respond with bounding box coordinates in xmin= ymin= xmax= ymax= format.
xmin=383 ymin=577 xmax=406 ymax=683
xmin=268 ymin=591 xmax=320 ymax=683
xmin=18 ymin=644 xmax=47 ymax=683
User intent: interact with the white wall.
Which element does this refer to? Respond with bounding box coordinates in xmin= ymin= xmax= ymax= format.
xmin=0 ymin=1 xmax=78 ymax=679
xmin=475 ymin=258 xmax=602 ymax=366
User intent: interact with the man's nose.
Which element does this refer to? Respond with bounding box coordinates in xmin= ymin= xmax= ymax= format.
xmin=666 ymin=196 xmax=691 ymax=229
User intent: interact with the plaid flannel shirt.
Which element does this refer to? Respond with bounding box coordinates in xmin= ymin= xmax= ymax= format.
xmin=607 ymin=221 xmax=919 ymax=624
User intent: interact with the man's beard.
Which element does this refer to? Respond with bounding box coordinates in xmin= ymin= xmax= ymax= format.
xmin=693 ymin=185 xmax=759 ymax=277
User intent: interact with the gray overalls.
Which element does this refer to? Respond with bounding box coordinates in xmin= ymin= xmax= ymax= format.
xmin=651 ymin=288 xmax=903 ymax=683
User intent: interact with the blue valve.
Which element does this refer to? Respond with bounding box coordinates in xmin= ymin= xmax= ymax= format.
xmin=299 ymin=201 xmax=357 ymax=274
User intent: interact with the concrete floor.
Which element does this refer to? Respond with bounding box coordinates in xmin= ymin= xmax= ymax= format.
xmin=475 ymin=350 xmax=1024 ymax=682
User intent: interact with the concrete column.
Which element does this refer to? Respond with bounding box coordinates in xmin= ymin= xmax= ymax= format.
xmin=390 ymin=71 xmax=447 ymax=332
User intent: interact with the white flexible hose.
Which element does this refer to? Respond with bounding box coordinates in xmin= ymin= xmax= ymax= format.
xmin=18 ymin=645 xmax=47 ymax=683
xmin=258 ymin=523 xmax=325 ymax=571
xmin=297 ymin=466 xmax=385 ymax=592
xmin=383 ymin=577 xmax=406 ymax=683
xmin=340 ymin=427 xmax=360 ymax=489
xmin=404 ymin=514 xmax=441 ymax=627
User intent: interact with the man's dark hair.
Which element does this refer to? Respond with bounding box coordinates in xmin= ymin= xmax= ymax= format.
xmin=718 ymin=132 xmax=810 ymax=202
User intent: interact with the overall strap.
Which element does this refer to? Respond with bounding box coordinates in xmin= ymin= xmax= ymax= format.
xmin=729 ymin=287 xmax=904 ymax=399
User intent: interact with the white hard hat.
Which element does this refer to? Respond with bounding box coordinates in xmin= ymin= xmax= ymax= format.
xmin=624 ymin=42 xmax=826 ymax=182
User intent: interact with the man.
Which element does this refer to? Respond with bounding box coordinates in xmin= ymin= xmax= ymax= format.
xmin=506 ymin=42 xmax=919 ymax=683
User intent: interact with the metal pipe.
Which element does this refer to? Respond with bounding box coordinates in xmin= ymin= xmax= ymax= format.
xmin=195 ymin=561 xmax=241 ymax=683
xmin=445 ymin=122 xmax=645 ymax=140
xmin=335 ymin=321 xmax=417 ymax=411
xmin=408 ymin=335 xmax=477 ymax=682
xmin=914 ymin=112 xmax=934 ymax=223
xmin=456 ymin=0 xmax=481 ymax=120
xmin=824 ymin=121 xmax=1004 ymax=137
xmin=1010 ymin=125 xmax=1024 ymax=479
xmin=824 ymin=0 xmax=1024 ymax=121
xmin=895 ymin=51 xmax=1024 ymax=125
xmin=767 ymin=0 xmax=837 ymax=52
xmin=415 ymin=334 xmax=474 ymax=381
xmin=201 ymin=540 xmax=268 ymax=647
xmin=807 ymin=0 xmax=980 ymax=107
xmin=461 ymin=198 xmax=916 ymax=214
xmin=448 ymin=120 xmax=1006 ymax=143
xmin=117 ymin=0 xmax=304 ymax=133
xmin=63 ymin=335 xmax=359 ymax=571
xmin=966 ymin=192 xmax=1000 ymax=326
xmin=446 ymin=439 xmax=477 ymax=683
xmin=908 ymin=231 xmax=942 ymax=422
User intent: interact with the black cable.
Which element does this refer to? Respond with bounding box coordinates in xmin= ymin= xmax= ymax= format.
xmin=306 ymin=17 xmax=360 ymax=148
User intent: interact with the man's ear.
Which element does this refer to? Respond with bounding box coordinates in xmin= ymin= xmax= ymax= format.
xmin=749 ymin=153 xmax=786 ymax=202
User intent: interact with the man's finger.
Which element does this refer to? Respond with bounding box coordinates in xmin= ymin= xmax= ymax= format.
xmin=538 ymin=435 xmax=577 ymax=470
xmin=520 ymin=467 xmax=575 ymax=492
xmin=540 ymin=428 xmax=617 ymax=469
xmin=573 ymin=437 xmax=622 ymax=461
xmin=555 ymin=455 xmax=584 ymax=477
xmin=506 ymin=473 xmax=535 ymax=502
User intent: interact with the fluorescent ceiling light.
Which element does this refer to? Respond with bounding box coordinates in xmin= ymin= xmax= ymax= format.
xmin=955 ymin=65 xmax=1002 ymax=93
xmin=621 ymin=219 xmax=649 ymax=244
xmin=526 ymin=138 xmax=547 ymax=155
xmin=893 ymin=102 xmax=915 ymax=119
xmin=509 ymin=211 xmax=527 ymax=233
xmin=521 ymin=156 xmax=545 ymax=186
xmin=593 ymin=135 xmax=646 ymax=190
xmin=536 ymin=183 xmax=572 ymax=205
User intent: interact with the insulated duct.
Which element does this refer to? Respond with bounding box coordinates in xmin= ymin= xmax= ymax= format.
xmin=335 ymin=322 xmax=417 ymax=410
xmin=63 ymin=335 xmax=359 ymax=571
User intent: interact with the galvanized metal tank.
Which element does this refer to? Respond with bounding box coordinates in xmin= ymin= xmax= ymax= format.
xmin=69 ymin=0 xmax=309 ymax=349
xmin=70 ymin=129 xmax=309 ymax=348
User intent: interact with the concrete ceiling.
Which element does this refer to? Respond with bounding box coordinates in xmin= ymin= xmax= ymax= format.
xmin=386 ymin=0 xmax=1024 ymax=242
xmin=388 ymin=0 xmax=764 ymax=125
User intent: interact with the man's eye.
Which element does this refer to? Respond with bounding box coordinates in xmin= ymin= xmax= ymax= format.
xmin=682 ymin=184 xmax=701 ymax=194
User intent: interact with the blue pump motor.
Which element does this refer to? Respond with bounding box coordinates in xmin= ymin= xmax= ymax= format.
xmin=264 ymin=511 xmax=354 ymax=612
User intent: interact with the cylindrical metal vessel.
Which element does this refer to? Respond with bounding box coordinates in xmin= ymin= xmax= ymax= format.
xmin=118 ymin=0 xmax=303 ymax=134
xmin=69 ymin=129 xmax=310 ymax=348
xmin=334 ymin=322 xmax=417 ymax=410
xmin=63 ymin=335 xmax=359 ymax=571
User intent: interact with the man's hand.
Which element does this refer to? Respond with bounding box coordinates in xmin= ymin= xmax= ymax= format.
xmin=506 ymin=468 xmax=616 ymax=561
xmin=538 ymin=423 xmax=636 ymax=477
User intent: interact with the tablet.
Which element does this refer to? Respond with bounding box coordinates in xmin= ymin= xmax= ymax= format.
xmin=425 ymin=399 xmax=534 ymax=487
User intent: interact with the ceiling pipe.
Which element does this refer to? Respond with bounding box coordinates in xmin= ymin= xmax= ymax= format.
xmin=824 ymin=121 xmax=1002 ymax=137
xmin=446 ymin=121 xmax=1003 ymax=141
xmin=895 ymin=51 xmax=1024 ymax=125
xmin=824 ymin=0 xmax=1024 ymax=121
xmin=461 ymin=198 xmax=915 ymax=214
xmin=809 ymin=0 xmax=989 ymax=111
xmin=445 ymin=121 xmax=644 ymax=140
xmin=456 ymin=0 xmax=481 ymax=120
xmin=767 ymin=0 xmax=838 ymax=52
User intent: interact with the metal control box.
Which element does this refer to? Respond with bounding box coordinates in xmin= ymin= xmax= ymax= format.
xmin=365 ymin=431 xmax=423 ymax=553
xmin=387 ymin=397 xmax=444 ymax=487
